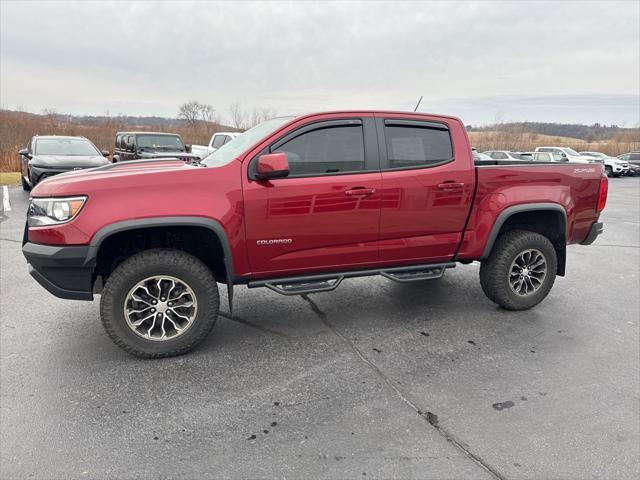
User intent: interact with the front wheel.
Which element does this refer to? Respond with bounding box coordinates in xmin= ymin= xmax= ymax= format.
xmin=100 ymin=249 xmax=219 ymax=358
xmin=480 ymin=230 xmax=557 ymax=310
xmin=21 ymin=174 xmax=31 ymax=191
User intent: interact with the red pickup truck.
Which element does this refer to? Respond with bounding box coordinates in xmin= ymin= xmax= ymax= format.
xmin=22 ymin=111 xmax=607 ymax=358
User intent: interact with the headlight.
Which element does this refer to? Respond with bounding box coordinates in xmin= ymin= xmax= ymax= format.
xmin=28 ymin=196 xmax=87 ymax=226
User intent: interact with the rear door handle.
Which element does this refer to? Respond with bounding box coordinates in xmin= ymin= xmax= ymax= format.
xmin=345 ymin=187 xmax=376 ymax=196
xmin=437 ymin=182 xmax=465 ymax=191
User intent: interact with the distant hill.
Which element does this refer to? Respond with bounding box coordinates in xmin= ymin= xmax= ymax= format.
xmin=466 ymin=122 xmax=636 ymax=141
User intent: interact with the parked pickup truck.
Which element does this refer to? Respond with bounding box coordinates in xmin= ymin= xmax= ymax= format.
xmin=534 ymin=146 xmax=590 ymax=163
xmin=190 ymin=132 xmax=240 ymax=158
xmin=22 ymin=111 xmax=608 ymax=358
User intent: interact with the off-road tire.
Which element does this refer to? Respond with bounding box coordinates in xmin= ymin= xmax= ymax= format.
xmin=480 ymin=230 xmax=557 ymax=311
xmin=21 ymin=174 xmax=31 ymax=191
xmin=100 ymin=249 xmax=219 ymax=358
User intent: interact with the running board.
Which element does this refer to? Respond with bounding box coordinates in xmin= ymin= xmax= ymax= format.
xmin=248 ymin=263 xmax=455 ymax=296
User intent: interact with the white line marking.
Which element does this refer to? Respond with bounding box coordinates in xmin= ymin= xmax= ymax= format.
xmin=2 ymin=186 xmax=11 ymax=212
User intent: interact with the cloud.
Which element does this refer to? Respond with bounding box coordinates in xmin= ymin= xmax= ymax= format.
xmin=1 ymin=1 xmax=638 ymax=125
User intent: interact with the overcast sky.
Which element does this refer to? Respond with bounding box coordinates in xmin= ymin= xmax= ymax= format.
xmin=1 ymin=0 xmax=639 ymax=126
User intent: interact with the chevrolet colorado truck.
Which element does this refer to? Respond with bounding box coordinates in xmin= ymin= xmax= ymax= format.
xmin=22 ymin=111 xmax=608 ymax=358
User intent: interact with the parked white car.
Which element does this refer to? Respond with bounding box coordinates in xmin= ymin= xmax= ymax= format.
xmin=579 ymin=151 xmax=629 ymax=177
xmin=534 ymin=146 xmax=590 ymax=163
xmin=191 ymin=132 xmax=240 ymax=158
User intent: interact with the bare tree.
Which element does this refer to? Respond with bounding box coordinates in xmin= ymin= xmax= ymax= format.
xmin=178 ymin=101 xmax=203 ymax=128
xmin=248 ymin=107 xmax=277 ymax=128
xmin=42 ymin=108 xmax=58 ymax=130
xmin=199 ymin=104 xmax=216 ymax=124
xmin=229 ymin=102 xmax=247 ymax=130
xmin=178 ymin=101 xmax=216 ymax=139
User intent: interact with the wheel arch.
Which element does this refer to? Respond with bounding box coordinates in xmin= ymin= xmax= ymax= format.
xmin=481 ymin=203 xmax=567 ymax=276
xmin=87 ymin=217 xmax=235 ymax=310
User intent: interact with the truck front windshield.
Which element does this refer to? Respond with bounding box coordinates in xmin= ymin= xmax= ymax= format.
xmin=137 ymin=135 xmax=185 ymax=151
xmin=202 ymin=116 xmax=294 ymax=167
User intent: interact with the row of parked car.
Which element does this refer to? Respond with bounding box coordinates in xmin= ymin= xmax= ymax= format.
xmin=18 ymin=130 xmax=239 ymax=190
xmin=474 ymin=146 xmax=639 ymax=177
xmin=18 ymin=130 xmax=640 ymax=190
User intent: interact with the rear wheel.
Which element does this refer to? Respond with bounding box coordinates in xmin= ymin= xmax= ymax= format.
xmin=100 ymin=249 xmax=219 ymax=358
xmin=480 ymin=230 xmax=557 ymax=310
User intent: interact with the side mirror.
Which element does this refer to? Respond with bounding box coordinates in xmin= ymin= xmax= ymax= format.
xmin=185 ymin=144 xmax=192 ymax=153
xmin=19 ymin=148 xmax=31 ymax=158
xmin=256 ymin=153 xmax=289 ymax=180
xmin=101 ymin=150 xmax=110 ymax=157
xmin=127 ymin=142 xmax=136 ymax=152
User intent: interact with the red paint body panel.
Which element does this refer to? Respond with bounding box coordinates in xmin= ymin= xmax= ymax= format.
xmin=29 ymin=160 xmax=252 ymax=276
xmin=375 ymin=112 xmax=476 ymax=263
xmin=27 ymin=110 xmax=605 ymax=282
xmin=456 ymin=164 xmax=604 ymax=260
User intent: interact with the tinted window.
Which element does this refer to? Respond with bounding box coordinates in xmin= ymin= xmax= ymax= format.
xmin=491 ymin=152 xmax=508 ymax=159
xmin=629 ymin=153 xmax=640 ymax=161
xmin=212 ymin=135 xmax=228 ymax=149
xmin=274 ymin=125 xmax=365 ymax=176
xmin=384 ymin=125 xmax=452 ymax=169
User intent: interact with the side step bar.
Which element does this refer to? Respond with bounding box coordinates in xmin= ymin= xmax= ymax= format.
xmin=248 ymin=262 xmax=456 ymax=296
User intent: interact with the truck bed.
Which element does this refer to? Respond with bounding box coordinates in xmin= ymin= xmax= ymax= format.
xmin=455 ymin=162 xmax=604 ymax=260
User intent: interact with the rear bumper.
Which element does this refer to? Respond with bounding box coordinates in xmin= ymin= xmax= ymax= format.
xmin=22 ymin=242 xmax=94 ymax=300
xmin=580 ymin=222 xmax=604 ymax=245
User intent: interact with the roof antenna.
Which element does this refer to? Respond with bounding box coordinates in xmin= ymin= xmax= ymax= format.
xmin=413 ymin=96 xmax=423 ymax=112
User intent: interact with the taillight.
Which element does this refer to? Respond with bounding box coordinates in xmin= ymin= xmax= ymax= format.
xmin=596 ymin=174 xmax=608 ymax=213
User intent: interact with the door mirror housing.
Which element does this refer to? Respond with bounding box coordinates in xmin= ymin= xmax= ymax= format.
xmin=101 ymin=150 xmax=110 ymax=157
xmin=255 ymin=153 xmax=289 ymax=180
xmin=19 ymin=148 xmax=31 ymax=158
xmin=185 ymin=144 xmax=192 ymax=153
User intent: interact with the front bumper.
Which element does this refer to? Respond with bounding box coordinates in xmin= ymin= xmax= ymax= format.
xmin=580 ymin=222 xmax=604 ymax=246
xmin=30 ymin=165 xmax=91 ymax=184
xmin=22 ymin=242 xmax=94 ymax=300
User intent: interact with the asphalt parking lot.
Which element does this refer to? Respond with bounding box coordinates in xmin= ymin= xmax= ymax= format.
xmin=1 ymin=179 xmax=639 ymax=480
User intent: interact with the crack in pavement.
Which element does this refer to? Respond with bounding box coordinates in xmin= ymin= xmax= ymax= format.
xmin=218 ymin=311 xmax=292 ymax=339
xmin=0 ymin=237 xmax=21 ymax=243
xmin=300 ymin=293 xmax=506 ymax=480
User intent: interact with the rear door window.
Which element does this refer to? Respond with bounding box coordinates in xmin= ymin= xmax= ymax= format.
xmin=383 ymin=122 xmax=453 ymax=169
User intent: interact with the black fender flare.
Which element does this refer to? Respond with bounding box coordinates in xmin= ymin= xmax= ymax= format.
xmin=85 ymin=216 xmax=235 ymax=311
xmin=481 ymin=203 xmax=568 ymax=272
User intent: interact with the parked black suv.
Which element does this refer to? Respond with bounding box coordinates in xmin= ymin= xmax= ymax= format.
xmin=19 ymin=135 xmax=110 ymax=190
xmin=112 ymin=132 xmax=201 ymax=163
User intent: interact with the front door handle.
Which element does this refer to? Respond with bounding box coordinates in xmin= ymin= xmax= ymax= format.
xmin=345 ymin=187 xmax=376 ymax=196
xmin=437 ymin=182 xmax=465 ymax=191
